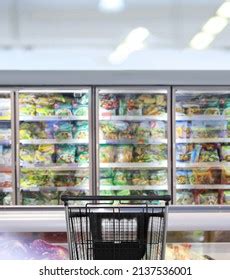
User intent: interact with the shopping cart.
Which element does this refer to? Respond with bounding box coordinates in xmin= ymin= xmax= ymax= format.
xmin=61 ymin=195 xmax=171 ymax=260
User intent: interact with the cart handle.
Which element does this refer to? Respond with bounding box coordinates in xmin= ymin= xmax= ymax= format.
xmin=61 ymin=195 xmax=171 ymax=204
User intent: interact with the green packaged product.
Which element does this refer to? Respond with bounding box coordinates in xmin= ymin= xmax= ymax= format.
xmin=56 ymin=144 xmax=76 ymax=164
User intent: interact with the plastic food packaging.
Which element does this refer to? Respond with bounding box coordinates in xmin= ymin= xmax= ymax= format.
xmin=99 ymin=95 xmax=118 ymax=116
xmin=198 ymin=144 xmax=219 ymax=162
xmin=126 ymin=96 xmax=142 ymax=116
xmin=224 ymin=191 xmax=230 ymax=205
xmin=193 ymin=169 xmax=213 ymax=185
xmin=0 ymin=128 xmax=11 ymax=140
xmin=176 ymin=144 xmax=193 ymax=162
xmin=132 ymin=170 xmax=149 ymax=186
xmin=176 ymin=122 xmax=191 ymax=139
xmin=72 ymin=105 xmax=88 ymax=117
xmin=176 ymin=191 xmax=195 ymax=205
xmin=20 ymin=145 xmax=36 ymax=163
xmin=113 ymin=170 xmax=128 ymax=186
xmin=191 ymin=121 xmax=227 ymax=138
xmin=150 ymin=170 xmax=167 ymax=185
xmin=199 ymin=191 xmax=219 ymax=205
xmin=99 ymin=121 xmax=119 ymax=140
xmin=0 ymin=146 xmax=11 ymax=165
xmin=116 ymin=145 xmax=133 ymax=162
xmin=0 ymin=173 xmax=12 ymax=188
xmin=100 ymin=145 xmax=115 ymax=163
xmin=176 ymin=171 xmax=189 ymax=185
xmin=73 ymin=121 xmax=88 ymax=140
xmin=53 ymin=122 xmax=73 ymax=140
xmin=20 ymin=104 xmax=36 ymax=116
xmin=76 ymin=145 xmax=89 ymax=164
xmin=150 ymin=121 xmax=166 ymax=139
xmin=221 ymin=145 xmax=230 ymax=161
xmin=56 ymin=144 xmax=76 ymax=164
xmin=183 ymin=104 xmax=202 ymax=116
xmin=19 ymin=94 xmax=36 ymax=105
xmin=36 ymin=106 xmax=55 ymax=116
xmin=54 ymin=171 xmax=76 ymax=187
xmin=221 ymin=167 xmax=230 ymax=184
xmin=35 ymin=145 xmax=54 ymax=164
xmin=136 ymin=122 xmax=151 ymax=142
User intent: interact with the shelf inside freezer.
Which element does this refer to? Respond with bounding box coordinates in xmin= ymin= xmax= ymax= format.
xmin=0 ymin=118 xmax=11 ymax=121
xmin=99 ymin=139 xmax=167 ymax=145
xmin=99 ymin=115 xmax=167 ymax=121
xmin=176 ymin=115 xmax=230 ymax=121
xmin=176 ymin=138 xmax=230 ymax=144
xmin=20 ymin=163 xmax=89 ymax=171
xmin=0 ymin=140 xmax=11 ymax=145
xmin=176 ymin=162 xmax=230 ymax=168
xmin=0 ymin=188 xmax=12 ymax=193
xmin=20 ymin=186 xmax=88 ymax=192
xmin=19 ymin=116 xmax=88 ymax=121
xmin=100 ymin=162 xmax=168 ymax=169
xmin=99 ymin=185 xmax=168 ymax=191
xmin=176 ymin=185 xmax=230 ymax=190
xmin=20 ymin=139 xmax=88 ymax=145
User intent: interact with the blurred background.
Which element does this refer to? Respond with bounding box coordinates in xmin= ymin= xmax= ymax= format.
xmin=0 ymin=0 xmax=230 ymax=69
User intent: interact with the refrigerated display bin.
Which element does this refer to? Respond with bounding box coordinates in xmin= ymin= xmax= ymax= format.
xmin=0 ymin=90 xmax=15 ymax=205
xmin=16 ymin=88 xmax=92 ymax=205
xmin=96 ymin=87 xmax=171 ymax=199
xmin=173 ymin=87 xmax=230 ymax=205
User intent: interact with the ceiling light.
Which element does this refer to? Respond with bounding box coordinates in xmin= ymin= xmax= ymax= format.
xmin=125 ymin=27 xmax=150 ymax=44
xmin=190 ymin=32 xmax=214 ymax=50
xmin=202 ymin=16 xmax=228 ymax=34
xmin=98 ymin=0 xmax=125 ymax=13
xmin=217 ymin=1 xmax=230 ymax=18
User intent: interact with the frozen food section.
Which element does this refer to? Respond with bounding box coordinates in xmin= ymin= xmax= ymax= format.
xmin=96 ymin=87 xmax=171 ymax=199
xmin=174 ymin=88 xmax=230 ymax=205
xmin=0 ymin=91 xmax=14 ymax=205
xmin=17 ymin=89 xmax=91 ymax=205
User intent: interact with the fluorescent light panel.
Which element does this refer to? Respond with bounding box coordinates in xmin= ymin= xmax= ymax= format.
xmin=190 ymin=32 xmax=214 ymax=50
xmin=202 ymin=16 xmax=228 ymax=34
xmin=217 ymin=1 xmax=230 ymax=18
xmin=99 ymin=0 xmax=125 ymax=13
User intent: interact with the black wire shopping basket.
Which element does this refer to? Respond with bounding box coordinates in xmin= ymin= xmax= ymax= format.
xmin=61 ymin=195 xmax=171 ymax=260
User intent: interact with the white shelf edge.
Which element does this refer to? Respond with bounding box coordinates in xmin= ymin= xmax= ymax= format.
xmin=20 ymin=186 xmax=88 ymax=192
xmin=20 ymin=139 xmax=88 ymax=145
xmin=177 ymin=185 xmax=230 ymax=190
xmin=176 ymin=162 xmax=230 ymax=168
xmin=100 ymin=162 xmax=168 ymax=169
xmin=99 ymin=139 xmax=167 ymax=144
xmin=99 ymin=115 xmax=167 ymax=121
xmin=100 ymin=185 xmax=168 ymax=191
xmin=176 ymin=138 xmax=230 ymax=144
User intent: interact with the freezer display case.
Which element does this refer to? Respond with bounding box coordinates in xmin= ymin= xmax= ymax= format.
xmin=96 ymin=87 xmax=171 ymax=200
xmin=173 ymin=87 xmax=230 ymax=205
xmin=16 ymin=89 xmax=92 ymax=205
xmin=0 ymin=91 xmax=14 ymax=205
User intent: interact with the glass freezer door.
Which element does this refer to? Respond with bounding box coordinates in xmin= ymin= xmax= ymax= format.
xmin=17 ymin=88 xmax=92 ymax=205
xmin=174 ymin=87 xmax=230 ymax=205
xmin=96 ymin=87 xmax=171 ymax=200
xmin=0 ymin=91 xmax=14 ymax=205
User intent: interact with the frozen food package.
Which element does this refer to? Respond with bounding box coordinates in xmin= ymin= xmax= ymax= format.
xmin=19 ymin=94 xmax=36 ymax=105
xmin=35 ymin=145 xmax=54 ymax=164
xmin=176 ymin=191 xmax=195 ymax=205
xmin=150 ymin=121 xmax=166 ymax=139
xmin=72 ymin=105 xmax=88 ymax=117
xmin=198 ymin=144 xmax=219 ymax=162
xmin=136 ymin=122 xmax=151 ymax=142
xmin=0 ymin=128 xmax=11 ymax=140
xmin=176 ymin=121 xmax=191 ymax=139
xmin=132 ymin=170 xmax=149 ymax=186
xmin=19 ymin=104 xmax=36 ymax=116
xmin=99 ymin=94 xmax=118 ymax=116
xmin=199 ymin=191 xmax=219 ymax=205
xmin=224 ymin=191 xmax=230 ymax=205
xmin=176 ymin=144 xmax=193 ymax=162
xmin=76 ymin=145 xmax=89 ymax=164
xmin=56 ymin=144 xmax=76 ymax=164
xmin=204 ymin=108 xmax=220 ymax=115
xmin=0 ymin=145 xmax=10 ymax=165
xmin=116 ymin=145 xmax=133 ymax=162
xmin=221 ymin=145 xmax=230 ymax=161
xmin=119 ymin=122 xmax=137 ymax=140
xmin=126 ymin=95 xmax=142 ymax=116
xmin=73 ymin=121 xmax=88 ymax=140
xmin=187 ymin=170 xmax=196 ymax=185
xmin=100 ymin=145 xmax=115 ymax=163
xmin=0 ymin=193 xmax=12 ymax=205
xmin=193 ymin=169 xmax=213 ymax=185
xmin=99 ymin=121 xmax=119 ymax=140
xmin=221 ymin=167 xmax=230 ymax=184
xmin=53 ymin=122 xmax=73 ymax=140
xmin=149 ymin=170 xmax=167 ymax=185
xmin=36 ymin=106 xmax=54 ymax=116
xmin=118 ymin=97 xmax=127 ymax=115
xmin=175 ymin=102 xmax=185 ymax=116
xmin=54 ymin=97 xmax=73 ymax=116
xmin=75 ymin=94 xmax=88 ymax=105
xmin=138 ymin=95 xmax=156 ymax=105
xmin=113 ymin=170 xmax=128 ymax=186
xmin=100 ymin=168 xmax=113 ymax=178
xmin=54 ymin=171 xmax=76 ymax=187
xmin=19 ymin=123 xmax=33 ymax=139
xmin=176 ymin=171 xmax=189 ymax=185
xmin=223 ymin=108 xmax=230 ymax=116
xmin=182 ymin=104 xmax=202 ymax=116
xmin=191 ymin=121 xmax=227 ymax=138
xmin=0 ymin=98 xmax=10 ymax=110
xmin=0 ymin=172 xmax=12 ymax=188
xmin=76 ymin=177 xmax=89 ymax=186
xmin=155 ymin=95 xmax=167 ymax=107
xmin=134 ymin=144 xmax=166 ymax=163
xmin=20 ymin=145 xmax=36 ymax=164
xmin=100 ymin=178 xmax=113 ymax=186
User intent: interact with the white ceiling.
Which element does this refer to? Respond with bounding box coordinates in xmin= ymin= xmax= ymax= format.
xmin=0 ymin=0 xmax=229 ymax=69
